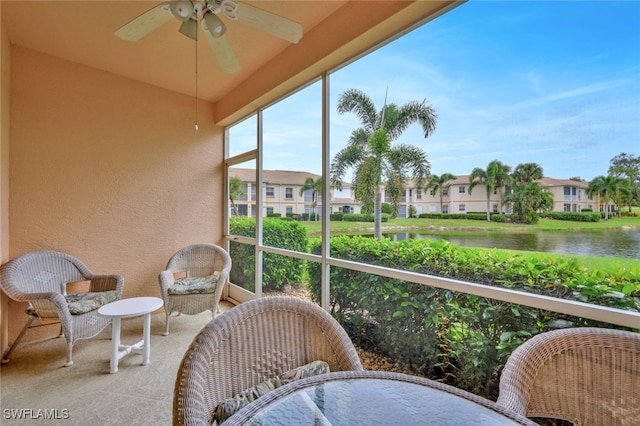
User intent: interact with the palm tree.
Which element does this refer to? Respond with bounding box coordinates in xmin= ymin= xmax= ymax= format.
xmin=503 ymin=182 xmax=553 ymax=223
xmin=587 ymin=175 xmax=623 ymax=220
xmin=331 ymin=88 xmax=437 ymax=239
xmin=425 ymin=173 xmax=457 ymax=213
xmin=468 ymin=160 xmax=512 ymax=221
xmin=229 ymin=176 xmax=245 ymax=217
xmin=611 ymin=177 xmax=633 ymax=217
xmin=512 ymin=162 xmax=543 ymax=184
xmin=299 ymin=177 xmax=323 ymax=221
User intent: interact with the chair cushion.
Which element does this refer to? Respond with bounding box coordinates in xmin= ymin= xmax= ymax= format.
xmin=213 ymin=360 xmax=330 ymax=424
xmin=168 ymin=275 xmax=219 ymax=295
xmin=65 ymin=291 xmax=119 ymax=315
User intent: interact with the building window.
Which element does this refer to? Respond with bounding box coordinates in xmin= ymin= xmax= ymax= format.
xmin=266 ymin=186 xmax=275 ymax=197
xmin=459 ymin=186 xmax=466 ymax=194
xmin=416 ymin=190 xmax=422 ymax=200
xmin=237 ymin=205 xmax=248 ymax=216
xmin=335 ymin=186 xmax=350 ymax=198
xmin=493 ymin=204 xmax=498 ymax=213
xmin=303 ymin=189 xmax=314 ymax=202
xmin=237 ymin=184 xmax=248 ymax=201
xmin=266 ymin=207 xmax=274 ymax=215
xmin=285 ymin=187 xmax=294 ymax=199
xmin=286 ymin=207 xmax=293 ymax=215
xmin=443 ymin=205 xmax=449 ymax=213
xmin=564 ymin=203 xmax=571 ymax=212
xmin=442 ymin=189 xmax=449 ymax=196
xmin=458 ymin=204 xmax=466 ymax=212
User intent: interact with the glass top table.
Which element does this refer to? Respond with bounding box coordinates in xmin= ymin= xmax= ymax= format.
xmin=224 ymin=370 xmax=537 ymax=425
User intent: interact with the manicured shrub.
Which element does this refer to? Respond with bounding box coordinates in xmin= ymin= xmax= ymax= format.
xmin=308 ymin=235 xmax=639 ymax=399
xmin=330 ymin=212 xmax=344 ymax=221
xmin=342 ymin=213 xmax=389 ymax=222
xmin=229 ymin=217 xmax=307 ymax=290
xmin=545 ymin=211 xmax=601 ymax=222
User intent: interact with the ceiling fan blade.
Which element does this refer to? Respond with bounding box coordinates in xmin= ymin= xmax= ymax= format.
xmin=235 ymin=2 xmax=302 ymax=44
xmin=204 ymin=31 xmax=241 ymax=74
xmin=115 ymin=2 xmax=174 ymax=41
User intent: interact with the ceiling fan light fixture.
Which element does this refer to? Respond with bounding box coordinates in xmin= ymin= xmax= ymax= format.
xmin=179 ymin=19 xmax=199 ymax=41
xmin=192 ymin=1 xmax=206 ymax=16
xmin=170 ymin=1 xmax=194 ymax=21
xmin=202 ymin=13 xmax=226 ymax=38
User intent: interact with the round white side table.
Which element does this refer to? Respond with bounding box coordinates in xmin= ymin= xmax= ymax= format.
xmin=98 ymin=296 xmax=164 ymax=373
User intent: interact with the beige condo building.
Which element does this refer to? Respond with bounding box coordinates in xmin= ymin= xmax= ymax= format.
xmin=231 ymin=169 xmax=601 ymax=218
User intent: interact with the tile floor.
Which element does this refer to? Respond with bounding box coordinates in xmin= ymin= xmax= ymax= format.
xmin=0 ymin=301 xmax=234 ymax=425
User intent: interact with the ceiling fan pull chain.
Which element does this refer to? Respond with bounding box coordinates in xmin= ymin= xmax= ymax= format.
xmin=194 ymin=27 xmax=199 ymax=131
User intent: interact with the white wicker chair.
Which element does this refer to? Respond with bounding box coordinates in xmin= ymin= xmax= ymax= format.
xmin=158 ymin=243 xmax=231 ymax=335
xmin=497 ymin=327 xmax=640 ymax=425
xmin=0 ymin=250 xmax=124 ymax=366
xmin=173 ymin=296 xmax=363 ymax=426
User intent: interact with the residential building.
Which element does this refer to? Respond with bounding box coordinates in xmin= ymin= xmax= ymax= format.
xmin=233 ymin=171 xmax=600 ymax=218
xmin=230 ymin=168 xmax=360 ymax=218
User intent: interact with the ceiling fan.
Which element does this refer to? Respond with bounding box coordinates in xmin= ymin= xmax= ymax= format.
xmin=115 ymin=0 xmax=303 ymax=74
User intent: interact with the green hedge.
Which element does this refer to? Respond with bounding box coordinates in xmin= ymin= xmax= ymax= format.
xmin=229 ymin=217 xmax=307 ymax=290
xmin=307 ymin=235 xmax=639 ymax=399
xmin=341 ymin=213 xmax=390 ymax=222
xmin=418 ymin=213 xmax=488 ymax=220
xmin=544 ymin=211 xmax=601 ymax=222
xmin=330 ymin=212 xmax=392 ymax=222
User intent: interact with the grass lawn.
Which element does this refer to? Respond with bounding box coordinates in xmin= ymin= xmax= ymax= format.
xmin=300 ymin=215 xmax=640 ymax=234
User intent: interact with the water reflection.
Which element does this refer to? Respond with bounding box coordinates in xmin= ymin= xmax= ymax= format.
xmin=382 ymin=229 xmax=640 ymax=259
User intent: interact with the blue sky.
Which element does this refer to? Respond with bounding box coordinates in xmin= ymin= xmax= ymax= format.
xmin=232 ymin=1 xmax=640 ymax=182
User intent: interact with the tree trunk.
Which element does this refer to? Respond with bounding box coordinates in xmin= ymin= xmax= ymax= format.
xmin=374 ymin=189 xmax=382 ymax=240
xmin=486 ymin=197 xmax=491 ymax=221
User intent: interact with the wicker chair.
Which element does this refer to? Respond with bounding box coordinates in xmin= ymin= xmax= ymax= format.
xmin=0 ymin=250 xmax=124 ymax=367
xmin=173 ymin=296 xmax=363 ymax=425
xmin=158 ymin=243 xmax=231 ymax=335
xmin=497 ymin=327 xmax=640 ymax=425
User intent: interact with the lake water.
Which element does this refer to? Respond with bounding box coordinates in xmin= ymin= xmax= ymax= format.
xmin=382 ymin=228 xmax=640 ymax=260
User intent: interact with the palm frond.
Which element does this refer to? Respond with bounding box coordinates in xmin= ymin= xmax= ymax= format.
xmin=387 ymin=100 xmax=437 ymax=140
xmin=388 ymin=144 xmax=431 ymax=188
xmin=330 ymin=143 xmax=367 ymax=189
xmin=337 ymin=89 xmax=379 ymax=132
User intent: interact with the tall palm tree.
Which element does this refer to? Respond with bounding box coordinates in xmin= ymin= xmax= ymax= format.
xmin=331 ymin=88 xmax=437 ymax=239
xmin=425 ymin=173 xmax=457 ymax=213
xmin=299 ymin=177 xmax=323 ymax=221
xmin=512 ymin=162 xmax=543 ymax=184
xmin=587 ymin=175 xmax=623 ymax=220
xmin=468 ymin=160 xmax=512 ymax=221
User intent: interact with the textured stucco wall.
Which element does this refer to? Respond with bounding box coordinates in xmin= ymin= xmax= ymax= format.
xmin=6 ymin=46 xmax=224 ymax=342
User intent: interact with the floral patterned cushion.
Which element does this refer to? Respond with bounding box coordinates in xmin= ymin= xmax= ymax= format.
xmin=213 ymin=360 xmax=330 ymax=424
xmin=65 ymin=291 xmax=119 ymax=315
xmin=168 ymin=275 xmax=219 ymax=295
